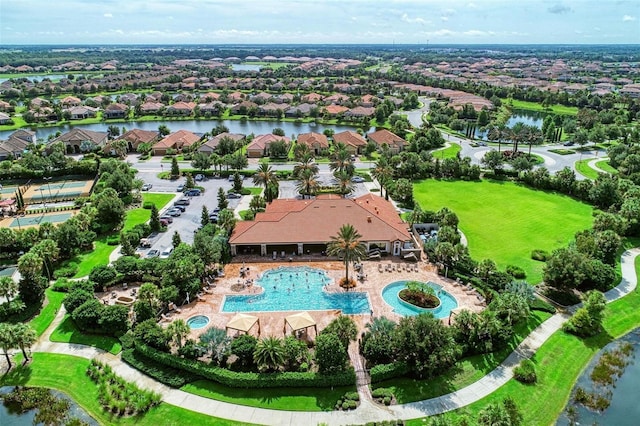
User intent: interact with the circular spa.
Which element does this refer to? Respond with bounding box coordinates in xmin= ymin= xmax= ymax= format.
xmin=186 ymin=315 xmax=210 ymax=330
xmin=381 ymin=280 xmax=458 ymax=318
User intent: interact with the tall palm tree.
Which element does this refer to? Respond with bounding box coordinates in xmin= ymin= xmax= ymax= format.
xmin=293 ymin=153 xmax=319 ymax=179
xmin=0 ymin=276 xmax=18 ymax=302
xmin=252 ymin=163 xmax=278 ymax=201
xmin=0 ymin=323 xmax=16 ymax=370
xmin=330 ymin=148 xmax=355 ymax=177
xmin=293 ymin=143 xmax=312 ymax=162
xmin=333 ymin=170 xmax=353 ymax=197
xmin=13 ymin=323 xmax=36 ymax=361
xmin=327 ymin=224 xmax=367 ymax=286
xmin=371 ymin=156 xmax=394 ymax=200
xmin=199 ymin=327 xmax=231 ymax=366
xmin=253 ymin=336 xmax=285 ymax=372
xmin=296 ymin=168 xmax=319 ymax=199
xmin=167 ymin=319 xmax=190 ymax=348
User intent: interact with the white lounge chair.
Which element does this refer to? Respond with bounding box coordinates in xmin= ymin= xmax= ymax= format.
xmin=378 ymin=263 xmax=383 ymax=273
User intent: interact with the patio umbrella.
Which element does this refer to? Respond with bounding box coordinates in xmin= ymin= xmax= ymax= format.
xmin=226 ymin=313 xmax=260 ymax=335
xmin=284 ymin=312 xmax=317 ymax=336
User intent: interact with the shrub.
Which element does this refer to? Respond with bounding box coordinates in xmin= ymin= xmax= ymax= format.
xmin=506 ymin=265 xmax=526 ymax=279
xmin=370 ymin=361 xmax=410 ymax=383
xmin=89 ymin=265 xmax=117 ymax=287
xmin=53 ymin=263 xmax=78 ymax=279
xmin=51 ymin=278 xmax=73 ymax=292
xmin=106 ymin=236 xmax=120 ymax=246
xmin=371 ymin=387 xmax=394 ymax=399
xmin=63 ymin=289 xmax=94 ymax=314
xmin=72 ymin=299 xmax=104 ymax=331
xmin=133 ymin=320 xmax=170 ymax=351
xmin=531 ymin=249 xmax=549 ymax=262
xmin=513 ymin=359 xmax=537 ymax=383
xmin=529 ymin=298 xmax=556 ymax=313
xmin=142 ymin=201 xmax=154 ymax=209
xmin=122 ymin=349 xmax=200 ymax=387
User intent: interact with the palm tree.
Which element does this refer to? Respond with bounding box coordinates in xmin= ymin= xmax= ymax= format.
xmin=293 ymin=153 xmax=319 ymax=179
xmin=0 ymin=276 xmax=18 ymax=303
xmin=167 ymin=319 xmax=190 ymax=348
xmin=252 ymin=163 xmax=278 ymax=201
xmin=13 ymin=323 xmax=36 ymax=361
xmin=253 ymin=336 xmax=285 ymax=372
xmin=327 ymin=224 xmax=367 ymax=286
xmin=31 ymin=239 xmax=59 ymax=281
xmin=333 ymin=170 xmax=353 ymax=197
xmin=0 ymin=323 xmax=16 ymax=370
xmin=296 ymin=168 xmax=319 ymax=199
xmin=330 ymin=148 xmax=355 ymax=176
xmin=371 ymin=157 xmax=394 ymax=200
xmin=365 ymin=316 xmax=396 ymax=337
xmin=199 ymin=327 xmax=231 ymax=366
xmin=137 ymin=283 xmax=159 ymax=314
xmin=293 ymin=143 xmax=312 ymax=162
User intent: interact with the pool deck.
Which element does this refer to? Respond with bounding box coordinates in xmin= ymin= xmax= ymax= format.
xmin=160 ymin=259 xmax=485 ymax=340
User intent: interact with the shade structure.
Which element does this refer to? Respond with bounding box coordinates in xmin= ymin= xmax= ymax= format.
xmin=284 ymin=311 xmax=317 ymax=336
xmin=226 ymin=313 xmax=260 ymax=335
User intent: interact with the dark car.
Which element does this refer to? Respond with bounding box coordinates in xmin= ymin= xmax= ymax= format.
xmin=563 ymin=141 xmax=575 ymax=146
xmin=226 ymin=192 xmax=242 ymax=199
xmin=209 ymin=214 xmax=218 ymax=223
xmin=159 ymin=218 xmax=170 ymax=226
xmin=171 ymin=204 xmax=187 ymax=212
xmin=147 ymin=249 xmax=159 ymax=258
xmin=185 ymin=189 xmax=201 ymax=196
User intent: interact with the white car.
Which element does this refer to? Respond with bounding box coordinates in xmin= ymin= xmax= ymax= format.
xmin=141 ymin=183 xmax=153 ymax=191
xmin=159 ymin=247 xmax=174 ymax=259
xmin=351 ymin=176 xmax=365 ymax=183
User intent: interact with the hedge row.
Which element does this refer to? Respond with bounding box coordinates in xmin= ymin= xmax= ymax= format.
xmin=369 ymin=361 xmax=410 ymax=383
xmin=122 ymin=349 xmax=200 ymax=388
xmin=134 ymin=340 xmax=355 ymax=389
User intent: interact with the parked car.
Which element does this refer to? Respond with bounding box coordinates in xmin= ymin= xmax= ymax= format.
xmin=171 ymin=204 xmax=187 ymax=212
xmin=177 ymin=183 xmax=185 ymax=192
xmin=209 ymin=214 xmax=218 ymax=223
xmin=159 ymin=216 xmax=173 ymax=223
xmin=166 ymin=209 xmax=182 ymax=217
xmin=226 ymin=192 xmax=242 ymax=199
xmin=147 ymin=249 xmax=159 ymax=258
xmin=563 ymin=141 xmax=575 ymax=146
xmin=139 ymin=238 xmax=152 ymax=248
xmin=195 ymin=174 xmax=205 ymax=182
xmin=159 ymin=218 xmax=170 ymax=226
xmin=174 ymin=198 xmax=191 ymax=206
xmin=477 ymin=141 xmax=487 ymax=146
xmin=212 ymin=207 xmax=220 ymax=213
xmin=185 ymin=189 xmax=201 ymax=196
xmin=141 ymin=183 xmax=153 ymax=191
xmin=159 ymin=247 xmax=174 ymax=259
xmin=351 ymin=176 xmax=365 ymax=183
xmin=227 ymin=174 xmax=235 ymax=182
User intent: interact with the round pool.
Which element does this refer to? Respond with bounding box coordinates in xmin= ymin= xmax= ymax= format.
xmin=381 ymin=281 xmax=458 ymax=319
xmin=186 ymin=315 xmax=210 ymax=329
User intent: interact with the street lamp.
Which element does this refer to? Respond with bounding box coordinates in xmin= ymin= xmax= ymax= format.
xmin=39 ymin=187 xmax=46 ymax=209
xmin=43 ymin=177 xmax=53 ymax=203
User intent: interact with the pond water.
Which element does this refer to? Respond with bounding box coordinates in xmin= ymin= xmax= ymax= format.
xmin=0 ymin=75 xmax=72 ymax=84
xmin=475 ymin=110 xmax=546 ymax=140
xmin=231 ymin=64 xmax=262 ymax=72
xmin=0 ymin=386 xmax=98 ymax=426
xmin=556 ymin=328 xmax=640 ymax=426
xmin=1 ymin=119 xmax=371 ymax=141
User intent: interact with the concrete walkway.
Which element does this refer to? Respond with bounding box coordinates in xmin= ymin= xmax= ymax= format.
xmin=587 ymin=157 xmax=611 ymax=176
xmin=31 ymin=248 xmax=640 ymax=425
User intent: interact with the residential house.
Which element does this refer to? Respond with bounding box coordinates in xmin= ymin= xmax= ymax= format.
xmin=231 ymin=101 xmax=258 ymax=115
xmin=0 ymin=130 xmax=35 ymax=160
xmin=246 ymin=134 xmax=291 ymax=158
xmin=333 ymin=130 xmax=367 ymax=155
xmin=166 ymin=101 xmax=196 ymax=116
xmin=0 ymin=113 xmax=12 ymax=125
xmin=103 ymin=103 xmax=128 ymax=119
xmin=323 ymin=104 xmax=349 ymax=117
xmin=302 ymin=93 xmax=323 ymax=103
xmin=113 ymin=129 xmax=160 ymax=152
xmin=60 ymin=96 xmax=81 ymax=107
xmin=0 ymin=100 xmax=13 ymax=112
xmin=140 ymin=101 xmax=165 ymax=115
xmin=285 ymin=103 xmax=314 ymax=118
xmin=152 ymin=130 xmax=201 ymax=156
xmin=360 ymin=94 xmax=378 ymax=107
xmin=199 ymin=132 xmax=246 ymax=155
xmin=67 ymin=106 xmax=98 ymax=120
xmin=199 ymin=102 xmax=225 ymax=116
xmin=258 ymin=103 xmax=285 ymax=117
xmin=367 ymin=129 xmax=406 ymax=154
xmin=345 ymin=106 xmax=375 ymax=119
xmin=324 ymin=93 xmax=350 ymax=105
xmin=297 ymin=132 xmax=329 ymax=155
xmin=50 ymin=128 xmax=108 ymax=154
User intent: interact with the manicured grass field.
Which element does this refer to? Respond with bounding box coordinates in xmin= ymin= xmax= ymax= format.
xmin=595 ymin=159 xmax=618 ymax=175
xmin=410 ymin=254 xmax=640 ymax=426
xmin=123 ymin=193 xmax=174 ymax=232
xmin=182 ymin=380 xmax=353 ymax=411
xmin=374 ymin=310 xmax=550 ymax=403
xmin=0 ymin=353 xmax=244 ymax=426
xmin=29 ymin=288 xmax=65 ymax=337
xmin=432 ymin=143 xmax=461 ymax=159
xmin=50 ymin=315 xmax=122 ymax=355
xmin=413 ymin=179 xmax=594 ymax=283
xmin=501 ymin=98 xmax=579 ymax=115
xmin=575 ymin=158 xmax=601 ymax=180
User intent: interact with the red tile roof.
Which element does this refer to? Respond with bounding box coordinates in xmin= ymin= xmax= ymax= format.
xmin=297 ymin=132 xmax=329 ymax=149
xmin=333 ymin=130 xmax=367 ymax=148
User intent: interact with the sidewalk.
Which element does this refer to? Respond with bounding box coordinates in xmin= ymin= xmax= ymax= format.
xmin=31 ymin=248 xmax=640 ymax=425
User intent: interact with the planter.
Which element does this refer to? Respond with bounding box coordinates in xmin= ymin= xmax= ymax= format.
xmin=398 ymin=289 xmax=441 ymax=311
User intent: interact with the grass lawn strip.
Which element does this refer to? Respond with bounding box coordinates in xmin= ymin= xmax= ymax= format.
xmin=595 ymin=159 xmax=618 ymax=175
xmin=431 ymin=143 xmax=461 ymax=160
xmin=0 ymin=353 xmax=245 ymax=426
xmin=374 ymin=310 xmax=550 ymax=403
xmin=29 ymin=288 xmax=65 ymax=337
xmin=182 ymin=380 xmax=354 ymax=411
xmin=407 ymin=254 xmax=640 ymax=426
xmin=413 ymin=180 xmax=593 ymax=284
xmin=575 ymin=158 xmax=601 ymax=180
xmin=49 ymin=315 xmax=122 ymax=355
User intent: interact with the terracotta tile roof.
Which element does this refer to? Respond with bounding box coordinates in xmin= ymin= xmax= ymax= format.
xmin=230 ymin=193 xmax=410 ymax=246
xmin=324 ymin=104 xmax=349 ymax=115
xmin=333 ymin=130 xmax=367 ymax=148
xmin=153 ymin=130 xmax=200 ymax=150
xmin=118 ymin=129 xmax=159 ymax=144
xmin=51 ymin=128 xmax=108 ymax=146
xmin=297 ymin=132 xmax=329 ymax=149
xmin=367 ymin=129 xmax=406 ymax=148
xmin=247 ymin=134 xmax=291 ymax=151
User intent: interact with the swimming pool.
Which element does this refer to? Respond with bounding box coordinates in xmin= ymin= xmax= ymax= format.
xmin=381 ymin=281 xmax=458 ymax=319
xmin=187 ymin=315 xmax=210 ymax=329
xmin=222 ymin=266 xmax=371 ymax=314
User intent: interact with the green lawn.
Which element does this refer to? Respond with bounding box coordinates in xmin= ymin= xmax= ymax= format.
xmin=123 ymin=193 xmax=174 ymax=231
xmin=374 ymin=310 xmax=551 ymax=403
xmin=245 ymin=187 xmax=263 ymax=195
xmin=412 ymin=255 xmax=640 ymax=426
xmin=29 ymin=288 xmax=65 ymax=337
xmin=413 ymin=179 xmax=594 ymax=283
xmin=49 ymin=315 xmax=122 ymax=355
xmin=595 ymin=159 xmax=618 ymax=175
xmin=182 ymin=380 xmax=353 ymax=411
xmin=69 ymin=236 xmax=114 ymax=278
xmin=0 ymin=353 xmax=245 ymax=426
xmin=500 ymin=99 xmax=579 ymax=115
xmin=575 ymin=158 xmax=602 ymax=180
xmin=432 ymin=143 xmax=461 ymax=160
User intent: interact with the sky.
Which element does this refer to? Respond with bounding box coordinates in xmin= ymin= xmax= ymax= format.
xmin=1 ymin=0 xmax=639 ymax=45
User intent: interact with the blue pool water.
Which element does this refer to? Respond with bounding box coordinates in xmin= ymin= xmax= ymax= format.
xmin=187 ymin=315 xmax=210 ymax=329
xmin=222 ymin=266 xmax=371 ymax=314
xmin=381 ymin=281 xmax=458 ymax=318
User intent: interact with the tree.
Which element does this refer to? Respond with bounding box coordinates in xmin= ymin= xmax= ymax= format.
xmin=94 ymin=188 xmax=125 ymax=231
xmin=170 ymin=157 xmax=180 ymax=179
xmin=511 ymin=156 xmax=533 ymax=175
xmin=361 ymin=316 xmax=397 ymax=365
xmin=172 ymin=231 xmax=182 ymax=248
xmin=158 ymin=124 xmax=170 ymax=136
xmin=315 ymin=332 xmax=348 ymax=373
xmin=167 ymin=319 xmax=190 ymax=348
xmin=201 ymin=205 xmax=210 ymax=227
xmin=330 ymin=148 xmax=355 ymax=176
xmin=72 ymin=299 xmax=103 ymax=331
xmin=233 ymin=172 xmax=243 ymax=193
xmin=435 ymin=242 xmax=457 ymax=277
xmin=0 ymin=276 xmax=19 ymax=302
xmin=249 ymin=195 xmax=266 ymax=214
xmin=137 ymin=283 xmax=160 ymax=315
xmin=0 ymin=323 xmax=16 ymax=370
xmin=150 ymin=204 xmax=161 ymax=232
xmin=333 ymin=170 xmax=353 ymax=197
xmin=489 ymin=293 xmax=530 ymax=326
xmin=481 ymin=150 xmax=505 ymax=172
xmin=253 ymin=336 xmax=285 ymax=372
xmin=217 ymin=209 xmax=236 ymax=235
xmin=252 ymin=163 xmax=278 ymax=197
xmin=293 ymin=154 xmax=319 ymax=179
xmin=563 ymin=290 xmax=607 ymax=337
xmin=99 ymin=304 xmax=129 ymax=336
xmin=478 ymin=397 xmax=522 ymax=426
xmin=296 ymin=168 xmax=319 ymax=199
xmin=371 ymin=156 xmax=394 ymax=200
xmin=321 ymin=315 xmax=357 ymax=349
xmin=327 ymin=224 xmax=367 ymax=286
xmin=191 ymin=152 xmax=212 ymax=171
xmin=217 ymin=187 xmax=229 ymax=210
xmin=199 ymin=327 xmax=231 ymax=366
xmin=230 ymin=334 xmax=258 ymax=368
xmin=543 ymin=247 xmax=589 ymax=291
xmin=282 ymin=336 xmax=309 ymax=372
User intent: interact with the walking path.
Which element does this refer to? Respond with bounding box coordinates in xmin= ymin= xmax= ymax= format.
xmin=30 ymin=248 xmax=640 ymax=425
xmin=587 ymin=157 xmax=611 ymax=175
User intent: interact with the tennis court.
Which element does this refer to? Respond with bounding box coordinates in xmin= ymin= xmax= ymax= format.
xmin=21 ymin=179 xmax=93 ymax=204
xmin=0 ymin=185 xmax=18 ymax=195
xmin=3 ymin=211 xmax=75 ymax=229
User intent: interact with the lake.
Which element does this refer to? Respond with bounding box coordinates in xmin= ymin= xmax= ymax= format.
xmin=1 ymin=119 xmax=371 ymax=141
xmin=475 ymin=110 xmax=546 ymax=140
xmin=0 ymin=74 xmax=70 ymax=84
xmin=231 ymin=64 xmax=262 ymax=72
xmin=556 ymin=328 xmax=640 ymax=426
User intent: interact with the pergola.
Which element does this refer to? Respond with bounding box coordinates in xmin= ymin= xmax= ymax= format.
xmin=226 ymin=313 xmax=260 ymax=336
xmin=283 ymin=312 xmax=317 ymax=337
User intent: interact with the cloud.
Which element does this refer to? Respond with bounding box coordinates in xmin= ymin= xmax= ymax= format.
xmin=622 ymin=15 xmax=636 ymax=21
xmin=463 ymin=30 xmax=495 ymax=37
xmin=103 ymin=13 xmax=113 ymax=18
xmin=467 ymin=2 xmax=479 ymax=10
xmin=440 ymin=16 xmax=449 ymax=22
xmin=401 ymin=13 xmax=425 ymax=24
xmin=548 ymin=4 xmax=571 ymax=14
